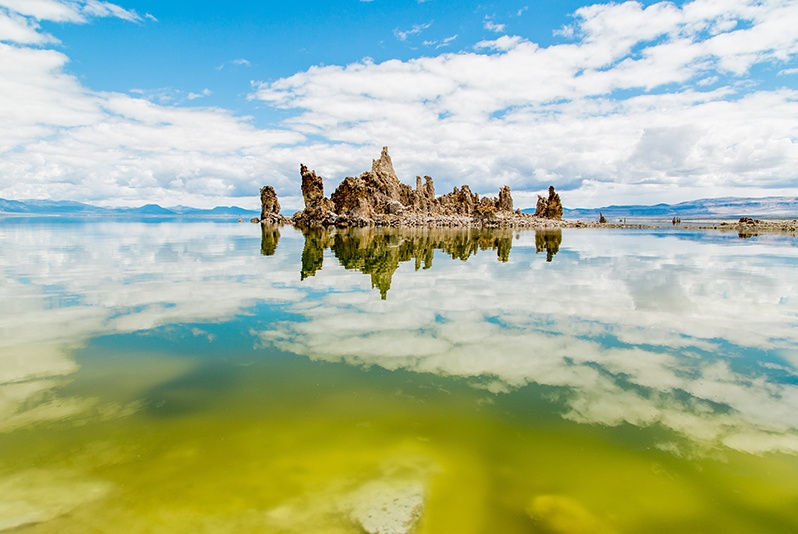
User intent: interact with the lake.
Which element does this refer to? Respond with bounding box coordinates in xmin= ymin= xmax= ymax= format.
xmin=1 ymin=219 xmax=797 ymax=533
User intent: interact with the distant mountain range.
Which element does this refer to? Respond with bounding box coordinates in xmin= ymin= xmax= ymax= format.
xmin=523 ymin=196 xmax=798 ymax=221
xmin=0 ymin=198 xmax=259 ymax=218
xmin=3 ymin=196 xmax=797 ymax=221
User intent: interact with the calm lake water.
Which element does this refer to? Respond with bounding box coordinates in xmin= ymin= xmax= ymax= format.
xmin=1 ymin=219 xmax=797 ymax=533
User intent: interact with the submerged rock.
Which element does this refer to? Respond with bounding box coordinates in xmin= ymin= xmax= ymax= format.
xmin=262 ymin=463 xmax=431 ymax=534
xmin=527 ymin=494 xmax=617 ymax=534
xmin=0 ymin=469 xmax=111 ymax=532
xmin=343 ymin=479 xmax=425 ymax=534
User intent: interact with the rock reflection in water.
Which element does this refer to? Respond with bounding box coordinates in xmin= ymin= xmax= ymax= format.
xmin=260 ymin=224 xmax=281 ymax=256
xmin=535 ymin=230 xmax=561 ymax=262
xmin=300 ymin=227 xmax=329 ymax=281
xmin=294 ymin=227 xmax=555 ymax=299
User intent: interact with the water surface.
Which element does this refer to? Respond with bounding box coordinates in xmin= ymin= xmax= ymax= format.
xmin=1 ymin=220 xmax=797 ymax=533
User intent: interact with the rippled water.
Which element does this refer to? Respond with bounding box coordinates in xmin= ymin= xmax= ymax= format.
xmin=1 ymin=219 xmax=797 ymax=533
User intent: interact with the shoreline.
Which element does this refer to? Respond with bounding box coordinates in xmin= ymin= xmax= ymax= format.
xmin=265 ymin=213 xmax=798 ymax=236
xmin=568 ymin=218 xmax=798 ymax=235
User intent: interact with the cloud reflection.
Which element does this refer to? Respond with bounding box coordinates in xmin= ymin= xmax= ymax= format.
xmin=2 ymin=220 xmax=797 ymax=456
xmin=0 ymin=220 xmax=303 ymax=432
xmin=261 ymin=228 xmax=798 ymax=455
xmin=294 ymin=226 xmax=561 ymax=299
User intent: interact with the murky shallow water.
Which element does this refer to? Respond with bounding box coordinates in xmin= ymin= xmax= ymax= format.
xmin=1 ymin=220 xmax=797 ymax=533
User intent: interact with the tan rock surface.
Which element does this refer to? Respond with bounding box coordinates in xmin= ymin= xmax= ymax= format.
xmin=290 ymin=147 xmax=553 ymax=228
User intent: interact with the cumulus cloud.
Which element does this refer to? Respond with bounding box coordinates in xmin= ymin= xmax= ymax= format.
xmin=0 ymin=9 xmax=59 ymax=44
xmin=252 ymin=0 xmax=798 ymax=206
xmin=0 ymin=1 xmax=307 ymax=209
xmin=0 ymin=0 xmax=797 ymax=209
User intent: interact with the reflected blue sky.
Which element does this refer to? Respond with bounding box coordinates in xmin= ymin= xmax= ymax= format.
xmin=1 ymin=220 xmax=797 ymax=455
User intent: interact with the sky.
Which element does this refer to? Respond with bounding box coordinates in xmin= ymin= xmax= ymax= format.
xmin=1 ymin=0 xmax=797 ymax=210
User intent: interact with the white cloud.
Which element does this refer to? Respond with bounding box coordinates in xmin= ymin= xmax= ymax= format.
xmin=394 ymin=22 xmax=432 ymax=42
xmin=483 ymin=19 xmax=506 ymax=33
xmin=187 ymin=88 xmax=212 ymax=100
xmin=79 ymin=0 xmax=141 ymax=22
xmin=0 ymin=0 xmax=140 ymax=23
xmin=0 ymin=3 xmax=308 ymax=209
xmin=424 ymin=34 xmax=457 ymax=49
xmin=553 ymin=24 xmax=574 ymax=38
xmin=250 ymin=0 xmax=798 ymax=206
xmin=1 ymin=0 xmax=797 ymax=209
xmin=0 ymin=0 xmax=83 ymax=22
xmin=217 ymin=58 xmax=251 ymax=70
xmin=132 ymin=86 xmax=214 ymax=104
xmin=0 ymin=9 xmax=59 ymax=44
xmin=474 ymin=34 xmax=524 ymax=51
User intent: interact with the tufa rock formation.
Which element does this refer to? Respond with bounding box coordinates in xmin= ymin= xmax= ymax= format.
xmin=533 ymin=186 xmax=563 ymax=220
xmin=257 ymin=185 xmax=288 ymax=224
xmin=292 ymin=147 xmax=536 ymax=228
xmin=291 ymin=165 xmax=337 ymax=226
xmin=260 ymin=186 xmax=280 ymax=217
xmin=258 ymin=147 xmax=566 ymax=228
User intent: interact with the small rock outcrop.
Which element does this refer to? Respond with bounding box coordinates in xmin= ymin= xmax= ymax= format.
xmin=291 ymin=147 xmax=548 ymax=228
xmin=256 ymin=185 xmax=288 ymax=224
xmin=291 ymin=165 xmax=336 ymax=226
xmin=533 ymin=186 xmax=563 ymax=220
xmin=260 ymin=186 xmax=280 ymax=217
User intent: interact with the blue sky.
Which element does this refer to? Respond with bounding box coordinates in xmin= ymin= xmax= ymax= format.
xmin=1 ymin=0 xmax=797 ymax=209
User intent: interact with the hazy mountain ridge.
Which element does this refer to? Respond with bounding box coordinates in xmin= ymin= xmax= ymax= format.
xmin=0 ymin=198 xmax=258 ymax=217
xmin=522 ymin=196 xmax=798 ymax=220
xmin=3 ymin=196 xmax=797 ymax=221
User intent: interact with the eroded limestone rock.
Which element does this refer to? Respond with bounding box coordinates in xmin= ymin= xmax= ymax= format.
xmin=533 ymin=186 xmax=563 ymax=220
xmin=257 ymin=185 xmax=288 ymax=224
xmin=291 ymin=147 xmax=530 ymax=228
xmin=260 ymin=186 xmax=280 ymax=217
xmin=291 ymin=165 xmax=336 ymax=227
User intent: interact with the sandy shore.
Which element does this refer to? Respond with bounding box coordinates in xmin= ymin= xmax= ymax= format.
xmin=566 ymin=218 xmax=798 ymax=235
xmin=274 ymin=212 xmax=798 ymax=235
